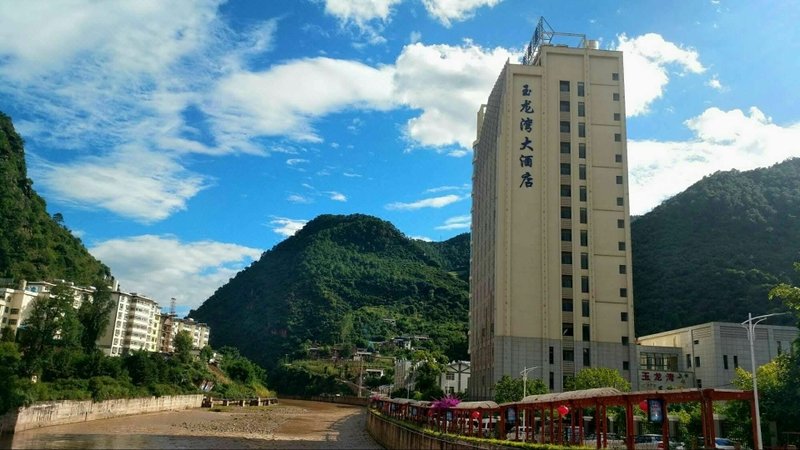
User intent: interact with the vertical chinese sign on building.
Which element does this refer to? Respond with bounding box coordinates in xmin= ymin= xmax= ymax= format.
xmin=516 ymin=81 xmax=536 ymax=190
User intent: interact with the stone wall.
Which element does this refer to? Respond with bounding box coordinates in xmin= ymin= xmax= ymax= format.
xmin=366 ymin=410 xmax=508 ymax=450
xmin=279 ymin=394 xmax=369 ymax=407
xmin=1 ymin=394 xmax=202 ymax=434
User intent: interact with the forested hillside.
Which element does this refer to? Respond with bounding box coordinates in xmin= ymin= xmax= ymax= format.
xmin=632 ymin=158 xmax=800 ymax=335
xmin=0 ymin=113 xmax=110 ymax=285
xmin=189 ymin=214 xmax=470 ymax=369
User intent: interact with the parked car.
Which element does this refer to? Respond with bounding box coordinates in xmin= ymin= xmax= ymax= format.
xmin=635 ymin=434 xmax=663 ymax=449
xmin=714 ymin=438 xmax=738 ymax=449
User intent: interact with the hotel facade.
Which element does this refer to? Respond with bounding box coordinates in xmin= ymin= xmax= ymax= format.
xmin=469 ymin=20 xmax=636 ymax=398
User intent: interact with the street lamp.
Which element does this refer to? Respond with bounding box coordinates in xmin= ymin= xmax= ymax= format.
xmin=520 ymin=366 xmax=541 ymax=399
xmin=741 ymin=312 xmax=789 ymax=450
xmin=519 ymin=366 xmax=541 ymax=441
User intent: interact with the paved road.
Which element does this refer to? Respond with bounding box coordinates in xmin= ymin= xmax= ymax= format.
xmin=6 ymin=399 xmax=382 ymax=449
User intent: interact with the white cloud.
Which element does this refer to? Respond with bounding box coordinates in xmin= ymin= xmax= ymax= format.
xmin=328 ymin=191 xmax=348 ymax=202
xmin=421 ymin=0 xmax=502 ymax=27
xmin=287 ymin=158 xmax=310 ymax=166
xmin=394 ymin=42 xmax=517 ymax=152
xmin=385 ymin=194 xmax=463 ymax=210
xmin=410 ymin=235 xmax=433 ymax=242
xmin=269 ymin=217 xmax=308 ymax=237
xmin=287 ymin=194 xmax=313 ymax=204
xmin=425 ymin=184 xmax=469 ymax=193
xmin=207 ymin=57 xmax=396 ymax=145
xmin=90 ymin=235 xmax=261 ymax=310
xmin=323 ymin=0 xmax=401 ymax=24
xmin=707 ymin=75 xmax=724 ymax=91
xmin=343 ymin=171 xmax=363 ymax=177
xmin=616 ymin=33 xmax=705 ymax=116
xmin=31 ymin=147 xmax=207 ymax=223
xmin=435 ymin=214 xmax=471 ymax=230
xmin=628 ymin=106 xmax=800 ymax=215
xmin=409 ymin=31 xmax=422 ymax=44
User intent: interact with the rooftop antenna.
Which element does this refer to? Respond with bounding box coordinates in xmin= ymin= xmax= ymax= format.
xmin=523 ymin=17 xmax=588 ymax=66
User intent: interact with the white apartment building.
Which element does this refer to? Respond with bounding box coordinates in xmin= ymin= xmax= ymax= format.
xmin=157 ymin=314 xmax=210 ymax=352
xmin=440 ymin=360 xmax=471 ymax=395
xmin=1 ymin=279 xmax=95 ymax=335
xmin=470 ymin=18 xmax=635 ymax=399
xmin=98 ymin=281 xmax=161 ymax=356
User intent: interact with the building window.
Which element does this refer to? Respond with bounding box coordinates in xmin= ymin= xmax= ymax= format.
xmin=582 ymin=299 xmax=590 ymax=317
xmin=621 ymin=312 xmax=628 ymax=322
xmin=561 ymin=184 xmax=572 ymax=197
xmin=580 ymin=230 xmax=588 ymax=246
xmin=560 ymin=80 xmax=570 ymax=92
xmin=561 ymin=163 xmax=571 ymax=175
xmin=578 ymin=102 xmax=585 ymax=117
xmin=561 ymin=207 xmax=572 ymax=219
xmin=621 ymin=336 xmax=629 ymax=346
xmin=579 ymin=164 xmax=586 ymax=180
xmin=614 ymin=133 xmax=622 ymax=142
xmin=561 ymin=229 xmax=572 ymax=242
xmin=686 ymin=354 xmax=692 ymax=368
xmin=560 ymin=100 xmax=570 ymax=112
xmin=612 ymin=72 xmax=619 ymax=81
xmin=695 ymin=356 xmax=701 ymax=367
xmin=734 ymin=355 xmax=739 ymax=368
xmin=613 ymin=92 xmax=620 ymax=101
xmin=623 ymin=361 xmax=630 ymax=370
xmin=549 ymin=371 xmax=555 ymax=390
xmin=8 ymin=319 xmax=17 ymax=325
xmin=580 ymin=252 xmax=589 ymax=269
xmin=10 ymin=308 xmax=19 ymax=315
xmin=583 ymin=347 xmax=591 ymax=365
xmin=581 ymin=276 xmax=589 ymax=293
xmin=577 ymin=82 xmax=585 ymax=96
xmin=579 ymin=186 xmax=587 ymax=202
xmin=614 ymin=112 xmax=621 ymax=121
xmin=560 ymin=142 xmax=571 ymax=154
xmin=562 ymin=275 xmax=573 ymax=288
xmin=561 ymin=252 xmax=573 ymax=265
xmin=579 ymin=208 xmax=587 ymax=224
xmin=723 ymin=355 xmax=729 ymax=370
xmin=578 ymin=122 xmax=586 ymax=137
xmin=560 ymin=121 xmax=571 ymax=133
xmin=563 ymin=349 xmax=574 ymax=361
xmin=618 ymin=241 xmax=626 ymax=251
xmin=562 ymin=323 xmax=574 ymax=336
xmin=616 ymin=175 xmax=623 ymax=184
xmin=697 ymin=379 xmax=703 ymax=388
xmin=617 ymin=197 xmax=624 ymax=206
xmin=562 ymin=298 xmax=573 ymax=312
xmin=615 ymin=154 xmax=623 ymax=163
xmin=549 ymin=346 xmax=555 ymax=364
xmin=620 ymin=288 xmax=628 ymax=297
xmin=617 ymin=219 xmax=625 ymax=228
xmin=446 ymin=372 xmax=455 ymax=380
xmin=578 ymin=143 xmax=586 ymax=158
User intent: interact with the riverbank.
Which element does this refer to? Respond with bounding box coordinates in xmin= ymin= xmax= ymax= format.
xmin=6 ymin=399 xmax=381 ymax=449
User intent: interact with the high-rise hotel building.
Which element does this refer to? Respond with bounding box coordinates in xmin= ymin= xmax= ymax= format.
xmin=469 ymin=19 xmax=637 ymax=398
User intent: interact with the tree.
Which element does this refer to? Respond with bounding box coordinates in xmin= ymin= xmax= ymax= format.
xmin=566 ymin=367 xmax=631 ymax=392
xmin=17 ymin=283 xmax=82 ymax=375
xmin=493 ymin=374 xmax=547 ymax=404
xmin=173 ymin=330 xmax=193 ymax=363
xmin=77 ymin=282 xmax=115 ymax=353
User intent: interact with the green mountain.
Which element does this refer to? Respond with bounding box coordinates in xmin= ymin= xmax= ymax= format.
xmin=632 ymin=158 xmax=800 ymax=336
xmin=0 ymin=113 xmax=110 ymax=285
xmin=189 ymin=214 xmax=470 ymax=369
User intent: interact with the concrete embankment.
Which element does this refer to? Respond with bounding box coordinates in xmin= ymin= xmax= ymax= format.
xmin=0 ymin=394 xmax=202 ymax=434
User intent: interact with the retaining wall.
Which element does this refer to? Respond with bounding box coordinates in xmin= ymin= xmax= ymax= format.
xmin=1 ymin=394 xmax=203 ymax=434
xmin=279 ymin=394 xmax=369 ymax=407
xmin=366 ymin=410 xmax=509 ymax=450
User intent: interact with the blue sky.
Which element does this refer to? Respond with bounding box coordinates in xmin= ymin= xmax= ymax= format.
xmin=1 ymin=0 xmax=798 ymax=314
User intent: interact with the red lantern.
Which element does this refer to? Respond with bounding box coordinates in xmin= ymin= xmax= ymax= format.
xmin=557 ymin=405 xmax=570 ymax=416
xmin=639 ymin=400 xmax=648 ymax=411
xmin=471 ymin=410 xmax=481 ymax=420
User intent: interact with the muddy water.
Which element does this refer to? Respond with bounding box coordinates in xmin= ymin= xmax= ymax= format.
xmin=2 ymin=399 xmax=381 ymax=449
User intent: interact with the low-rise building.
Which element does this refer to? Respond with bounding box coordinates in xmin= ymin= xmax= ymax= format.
xmin=637 ymin=321 xmax=797 ymax=389
xmin=440 ymin=360 xmax=470 ymax=395
xmin=1 ymin=279 xmax=95 ymax=336
xmin=157 ymin=315 xmax=210 ymax=352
